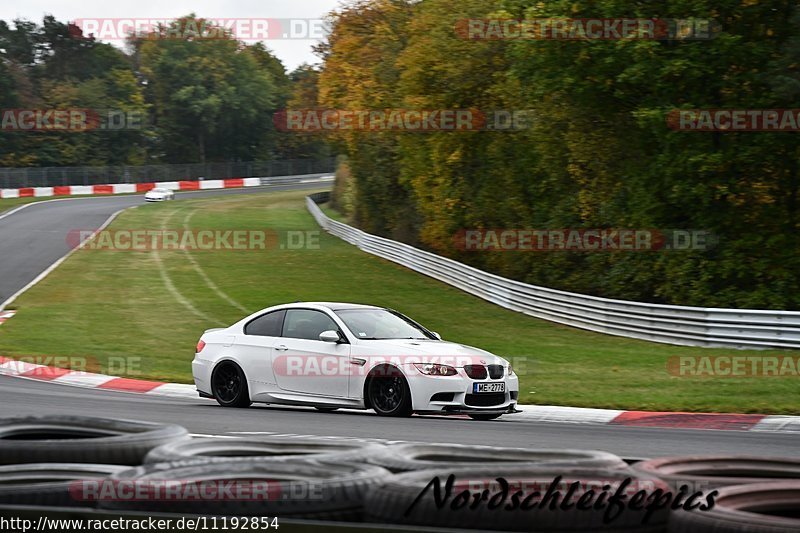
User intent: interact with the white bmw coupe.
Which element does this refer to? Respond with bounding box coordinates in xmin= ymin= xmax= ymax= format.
xmin=193 ymin=302 xmax=519 ymax=420
xmin=144 ymin=187 xmax=175 ymax=202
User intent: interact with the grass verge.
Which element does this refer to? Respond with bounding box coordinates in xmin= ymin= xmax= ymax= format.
xmin=0 ymin=189 xmax=797 ymax=413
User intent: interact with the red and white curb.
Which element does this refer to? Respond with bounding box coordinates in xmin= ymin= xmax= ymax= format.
xmin=0 ymin=356 xmax=797 ymax=433
xmin=0 ymin=178 xmax=262 ymax=199
xmin=0 ymin=356 xmax=198 ymax=399
xmin=0 ymin=311 xmax=15 ymax=325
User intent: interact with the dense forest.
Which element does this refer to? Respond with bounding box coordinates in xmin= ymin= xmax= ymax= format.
xmin=0 ymin=15 xmax=327 ymax=167
xmin=319 ymin=0 xmax=800 ymax=310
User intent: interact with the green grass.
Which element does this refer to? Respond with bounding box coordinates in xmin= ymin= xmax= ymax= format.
xmin=0 ymin=189 xmax=797 ymax=413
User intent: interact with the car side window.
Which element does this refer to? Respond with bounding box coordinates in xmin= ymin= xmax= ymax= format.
xmin=244 ymin=310 xmax=286 ymax=337
xmin=282 ymin=309 xmax=339 ymax=341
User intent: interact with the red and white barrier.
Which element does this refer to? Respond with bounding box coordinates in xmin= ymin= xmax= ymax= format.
xmin=0 ymin=177 xmax=261 ymax=199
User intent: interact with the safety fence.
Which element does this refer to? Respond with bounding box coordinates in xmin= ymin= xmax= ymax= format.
xmin=0 ymin=157 xmax=336 ymax=188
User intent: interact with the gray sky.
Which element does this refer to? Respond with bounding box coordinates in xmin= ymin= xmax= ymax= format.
xmin=0 ymin=0 xmax=344 ymax=70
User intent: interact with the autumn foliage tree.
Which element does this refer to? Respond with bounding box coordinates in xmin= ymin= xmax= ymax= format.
xmin=318 ymin=0 xmax=800 ymax=309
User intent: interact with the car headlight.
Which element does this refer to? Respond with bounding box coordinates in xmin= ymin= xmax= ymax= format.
xmin=508 ymin=363 xmax=514 ymax=376
xmin=413 ymin=363 xmax=457 ymax=376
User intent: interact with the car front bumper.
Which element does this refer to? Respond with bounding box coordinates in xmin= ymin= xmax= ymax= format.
xmin=406 ymin=366 xmax=520 ymax=415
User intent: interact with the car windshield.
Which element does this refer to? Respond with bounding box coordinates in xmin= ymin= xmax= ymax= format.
xmin=335 ymin=309 xmax=431 ymax=340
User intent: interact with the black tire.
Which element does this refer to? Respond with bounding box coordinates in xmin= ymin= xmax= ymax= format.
xmin=367 ymin=373 xmax=412 ymax=417
xmin=211 ymin=361 xmax=252 ymax=408
xmin=100 ymin=459 xmax=390 ymax=519
xmin=0 ymin=463 xmax=129 ymax=507
xmin=633 ymin=455 xmax=800 ymax=493
xmin=145 ymin=436 xmax=385 ymax=464
xmin=668 ymin=481 xmax=800 ymax=533
xmin=468 ymin=413 xmax=502 ymax=421
xmin=367 ymin=443 xmax=627 ymax=473
xmin=366 ymin=465 xmax=670 ymax=531
xmin=0 ymin=416 xmax=189 ymax=465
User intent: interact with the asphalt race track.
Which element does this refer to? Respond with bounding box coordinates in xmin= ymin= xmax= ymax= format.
xmin=1 ymin=376 xmax=797 ymax=459
xmin=1 ymin=182 xmax=798 ymax=460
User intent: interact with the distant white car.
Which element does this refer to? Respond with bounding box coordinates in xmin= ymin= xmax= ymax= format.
xmin=193 ymin=302 xmax=520 ymax=420
xmin=144 ymin=187 xmax=175 ymax=202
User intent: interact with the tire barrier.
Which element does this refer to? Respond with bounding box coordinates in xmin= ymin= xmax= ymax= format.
xmin=633 ymin=455 xmax=800 ymax=492
xmin=367 ymin=443 xmax=627 ymax=473
xmin=0 ymin=463 xmax=128 ymax=507
xmin=1 ymin=415 xmax=797 ymax=531
xmin=145 ymin=436 xmax=386 ymax=465
xmin=0 ymin=415 xmax=189 ymax=465
xmin=365 ymin=466 xmax=672 ymax=532
xmin=98 ymin=460 xmax=390 ymax=520
xmin=667 ymin=481 xmax=800 ymax=533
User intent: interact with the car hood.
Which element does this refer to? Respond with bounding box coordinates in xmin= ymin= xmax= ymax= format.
xmin=352 ymin=338 xmax=506 ymax=366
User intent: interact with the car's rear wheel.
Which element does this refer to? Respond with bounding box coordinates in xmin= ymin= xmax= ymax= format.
xmin=368 ymin=375 xmax=412 ymax=417
xmin=468 ymin=414 xmax=502 ymax=421
xmin=211 ymin=362 xmax=252 ymax=408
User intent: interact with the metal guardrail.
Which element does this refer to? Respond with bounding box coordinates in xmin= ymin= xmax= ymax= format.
xmin=0 ymin=158 xmax=336 ymax=188
xmin=307 ymin=192 xmax=800 ymax=350
xmin=260 ymin=173 xmax=334 ymax=186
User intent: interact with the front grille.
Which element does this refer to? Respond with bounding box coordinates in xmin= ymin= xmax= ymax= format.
xmin=465 ymin=393 xmax=506 ymax=407
xmin=487 ymin=365 xmax=504 ymax=379
xmin=464 ymin=365 xmax=487 ymax=379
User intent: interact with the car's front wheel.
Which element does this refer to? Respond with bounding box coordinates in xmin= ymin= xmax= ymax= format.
xmin=368 ymin=375 xmax=412 ymax=417
xmin=211 ymin=362 xmax=252 ymax=408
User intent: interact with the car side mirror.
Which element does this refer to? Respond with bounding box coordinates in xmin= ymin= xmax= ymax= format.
xmin=431 ymin=331 xmax=442 ymax=340
xmin=319 ymin=330 xmax=341 ymax=343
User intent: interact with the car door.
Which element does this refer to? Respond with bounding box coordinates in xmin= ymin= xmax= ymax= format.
xmin=234 ymin=309 xmax=286 ymax=396
xmin=273 ymin=308 xmax=350 ymax=397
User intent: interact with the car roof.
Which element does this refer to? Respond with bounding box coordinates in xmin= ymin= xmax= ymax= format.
xmin=293 ymin=302 xmax=382 ymax=311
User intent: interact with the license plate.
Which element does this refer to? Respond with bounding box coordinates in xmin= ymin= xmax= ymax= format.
xmin=473 ymin=382 xmax=505 ymax=393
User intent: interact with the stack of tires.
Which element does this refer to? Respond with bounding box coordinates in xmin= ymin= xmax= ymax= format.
xmin=0 ymin=415 xmax=388 ymax=521
xmin=1 ymin=415 xmax=798 ymax=532
xmin=633 ymin=455 xmax=800 ymax=533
